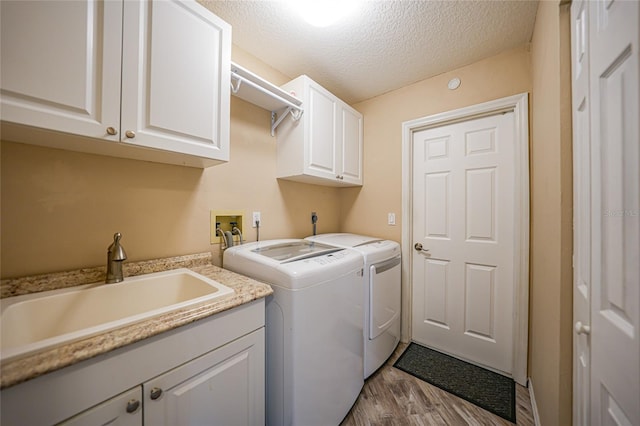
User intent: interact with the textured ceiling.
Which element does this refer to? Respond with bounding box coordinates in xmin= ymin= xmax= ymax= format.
xmin=201 ymin=1 xmax=539 ymax=104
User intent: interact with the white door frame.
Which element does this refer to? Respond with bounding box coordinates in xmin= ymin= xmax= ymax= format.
xmin=401 ymin=93 xmax=530 ymax=385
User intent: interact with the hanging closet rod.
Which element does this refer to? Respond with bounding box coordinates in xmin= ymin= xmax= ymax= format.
xmin=230 ymin=71 xmax=303 ymax=114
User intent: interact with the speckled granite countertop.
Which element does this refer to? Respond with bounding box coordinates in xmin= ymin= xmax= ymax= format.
xmin=0 ymin=253 xmax=273 ymax=389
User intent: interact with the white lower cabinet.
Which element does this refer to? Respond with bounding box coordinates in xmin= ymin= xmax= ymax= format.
xmin=144 ymin=330 xmax=264 ymax=426
xmin=0 ymin=300 xmax=265 ymax=426
xmin=59 ymin=330 xmax=264 ymax=426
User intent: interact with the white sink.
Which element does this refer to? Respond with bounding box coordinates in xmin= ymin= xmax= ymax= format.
xmin=0 ymin=268 xmax=234 ymax=362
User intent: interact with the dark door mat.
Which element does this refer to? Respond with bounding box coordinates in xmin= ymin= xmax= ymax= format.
xmin=393 ymin=342 xmax=516 ymax=423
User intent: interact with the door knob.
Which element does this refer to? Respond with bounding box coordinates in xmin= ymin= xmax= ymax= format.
xmin=414 ymin=243 xmax=429 ymax=253
xmin=575 ymin=321 xmax=591 ymax=335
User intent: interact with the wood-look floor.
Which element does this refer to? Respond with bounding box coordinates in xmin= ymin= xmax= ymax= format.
xmin=341 ymin=343 xmax=535 ymax=426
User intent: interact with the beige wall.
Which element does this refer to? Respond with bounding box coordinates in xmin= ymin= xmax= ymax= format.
xmin=343 ymin=46 xmax=532 ymax=241
xmin=0 ymin=48 xmax=342 ymax=278
xmin=528 ymin=1 xmax=573 ymax=425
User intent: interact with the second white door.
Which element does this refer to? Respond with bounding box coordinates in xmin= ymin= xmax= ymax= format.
xmin=412 ymin=112 xmax=516 ymax=376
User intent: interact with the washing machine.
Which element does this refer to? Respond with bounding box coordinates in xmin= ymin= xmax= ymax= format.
xmin=223 ymin=239 xmax=364 ymax=426
xmin=306 ymin=233 xmax=401 ymax=378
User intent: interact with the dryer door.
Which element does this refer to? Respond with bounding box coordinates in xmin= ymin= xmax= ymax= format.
xmin=369 ymin=256 xmax=401 ymax=339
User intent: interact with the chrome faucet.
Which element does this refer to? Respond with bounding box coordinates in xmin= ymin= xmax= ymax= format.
xmin=106 ymin=232 xmax=127 ymax=283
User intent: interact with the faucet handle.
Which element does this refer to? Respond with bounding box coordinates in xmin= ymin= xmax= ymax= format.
xmin=109 ymin=232 xmax=127 ymax=261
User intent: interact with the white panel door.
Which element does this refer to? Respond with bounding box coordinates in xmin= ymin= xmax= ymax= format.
xmin=121 ymin=0 xmax=230 ymax=160
xmin=0 ymin=0 xmax=122 ymax=140
xmin=571 ymin=0 xmax=591 ymax=426
xmin=570 ymin=0 xmax=592 ymax=424
xmin=588 ymin=0 xmax=640 ymax=424
xmin=412 ymin=112 xmax=516 ymax=375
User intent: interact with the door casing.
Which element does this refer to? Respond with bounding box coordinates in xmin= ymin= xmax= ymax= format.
xmin=401 ymin=93 xmax=530 ymax=385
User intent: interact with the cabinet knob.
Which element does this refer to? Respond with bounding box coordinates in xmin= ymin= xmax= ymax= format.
xmin=336 ymin=175 xmax=344 ymax=180
xmin=125 ymin=130 xmax=136 ymax=139
xmin=150 ymin=387 xmax=163 ymax=400
xmin=126 ymin=399 xmax=140 ymax=414
xmin=106 ymin=127 xmax=118 ymax=136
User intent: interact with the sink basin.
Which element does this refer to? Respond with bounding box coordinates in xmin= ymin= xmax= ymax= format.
xmin=0 ymin=268 xmax=234 ymax=362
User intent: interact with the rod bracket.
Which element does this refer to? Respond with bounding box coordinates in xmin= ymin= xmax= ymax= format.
xmin=271 ymin=107 xmax=304 ymax=137
xmin=230 ymin=76 xmax=242 ymax=94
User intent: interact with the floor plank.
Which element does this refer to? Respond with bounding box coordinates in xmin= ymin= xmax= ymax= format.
xmin=341 ymin=343 xmax=535 ymax=426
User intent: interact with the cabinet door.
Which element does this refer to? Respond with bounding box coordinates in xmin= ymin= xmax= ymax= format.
xmin=121 ymin=0 xmax=230 ymax=161
xmin=59 ymin=387 xmax=142 ymax=426
xmin=306 ymin=83 xmax=339 ymax=180
xmin=144 ymin=329 xmax=265 ymax=426
xmin=0 ymin=0 xmax=122 ymax=140
xmin=340 ymin=105 xmax=363 ymax=185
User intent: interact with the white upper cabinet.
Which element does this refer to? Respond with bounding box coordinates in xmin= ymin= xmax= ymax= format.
xmin=120 ymin=1 xmax=229 ymax=162
xmin=0 ymin=0 xmax=231 ymax=168
xmin=341 ymin=105 xmax=364 ymax=183
xmin=277 ymin=75 xmax=363 ymax=187
xmin=0 ymin=1 xmax=123 ymax=139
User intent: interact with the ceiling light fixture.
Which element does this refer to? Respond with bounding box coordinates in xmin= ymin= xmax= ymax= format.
xmin=448 ymin=77 xmax=461 ymax=90
xmin=289 ymin=0 xmax=361 ymax=28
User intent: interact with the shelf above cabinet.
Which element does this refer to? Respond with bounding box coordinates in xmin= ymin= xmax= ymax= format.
xmin=230 ymin=62 xmax=303 ymax=136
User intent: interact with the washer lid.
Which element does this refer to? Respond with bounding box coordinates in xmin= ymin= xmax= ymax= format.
xmin=251 ymin=240 xmax=340 ymax=263
xmin=307 ymin=233 xmax=382 ymax=248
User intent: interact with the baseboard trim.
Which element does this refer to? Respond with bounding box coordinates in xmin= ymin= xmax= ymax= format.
xmin=528 ymin=377 xmax=542 ymax=426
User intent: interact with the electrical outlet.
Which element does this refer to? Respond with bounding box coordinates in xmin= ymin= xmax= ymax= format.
xmin=252 ymin=211 xmax=261 ymax=228
xmin=388 ymin=213 xmax=396 ymax=225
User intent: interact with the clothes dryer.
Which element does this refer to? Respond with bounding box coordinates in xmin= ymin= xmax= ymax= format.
xmin=306 ymin=233 xmax=401 ymax=378
xmin=223 ymin=239 xmax=364 ymax=426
